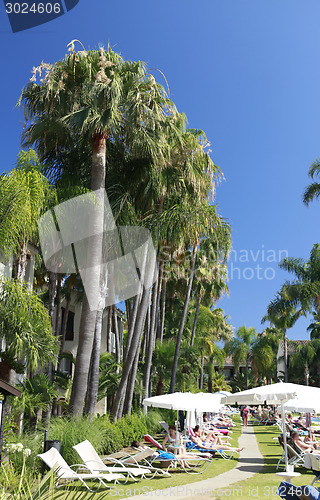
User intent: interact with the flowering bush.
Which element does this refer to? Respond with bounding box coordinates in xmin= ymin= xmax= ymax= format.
xmin=4 ymin=442 xmax=31 ymax=457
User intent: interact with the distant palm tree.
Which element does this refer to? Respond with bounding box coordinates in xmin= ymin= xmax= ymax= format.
xmin=289 ymin=342 xmax=317 ymax=385
xmin=262 ymin=307 xmax=305 ymax=383
xmin=307 ymin=311 xmax=320 ymax=339
xmin=224 ymin=326 xmax=257 ymax=390
xmin=303 ymin=159 xmax=320 ymax=205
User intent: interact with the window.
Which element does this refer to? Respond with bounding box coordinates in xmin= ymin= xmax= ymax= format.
xmin=61 ymin=307 xmax=75 ymax=341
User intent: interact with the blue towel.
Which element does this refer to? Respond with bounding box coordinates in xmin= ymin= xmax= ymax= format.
xmin=277 ymin=481 xmax=320 ymax=500
xmin=158 ymin=451 xmax=175 ymax=460
xmin=186 ymin=441 xmax=218 ymax=453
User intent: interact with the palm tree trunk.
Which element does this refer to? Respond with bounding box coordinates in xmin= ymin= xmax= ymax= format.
xmin=208 ymin=364 xmax=214 ymax=393
xmin=200 ymin=355 xmax=204 ymax=389
xmin=245 ymin=357 xmax=249 ymax=390
xmin=305 ymin=363 xmax=309 ymax=386
xmin=141 ymin=304 xmax=150 ymax=362
xmin=112 ymin=286 xmax=151 ymax=420
xmin=48 ymin=272 xmax=57 ymax=330
xmin=123 ymin=294 xmax=140 ymax=363
xmin=112 ymin=305 xmax=121 ymax=365
xmin=106 ymin=306 xmax=111 ymax=353
xmin=143 ymin=272 xmax=159 ymax=399
xmin=190 ymin=295 xmax=201 ymax=347
xmin=158 ymin=276 xmax=166 ymax=343
xmin=119 ymin=287 xmax=151 ymax=419
xmin=58 ymin=299 xmax=70 ymax=368
xmin=124 ymin=327 xmax=144 ymax=415
xmin=16 ymin=242 xmax=28 ymax=284
xmin=125 ymin=299 xmax=132 ymax=328
xmin=68 ymin=134 xmax=106 ymax=417
xmin=84 ymin=308 xmax=103 ymax=419
xmin=169 ymin=241 xmax=198 ymax=393
xmin=283 ymin=330 xmax=288 ymax=383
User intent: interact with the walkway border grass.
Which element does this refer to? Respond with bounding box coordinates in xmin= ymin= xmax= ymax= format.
xmin=216 ymin=422 xmax=316 ymax=500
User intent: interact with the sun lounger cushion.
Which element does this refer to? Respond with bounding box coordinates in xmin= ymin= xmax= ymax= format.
xmin=277 ymin=480 xmax=320 ymax=500
xmin=144 ymin=434 xmax=162 ymax=449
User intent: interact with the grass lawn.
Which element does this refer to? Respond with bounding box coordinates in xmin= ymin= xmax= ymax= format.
xmin=214 ymin=422 xmax=318 ymax=500
xmin=50 ymin=416 xmax=242 ymax=498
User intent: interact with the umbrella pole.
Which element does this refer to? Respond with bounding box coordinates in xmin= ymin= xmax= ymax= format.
xmin=175 ymin=410 xmax=180 ymax=450
xmin=281 ymin=401 xmax=289 ymax=471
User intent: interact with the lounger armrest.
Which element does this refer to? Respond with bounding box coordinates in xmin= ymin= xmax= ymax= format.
xmin=103 ymin=458 xmax=129 ymax=468
xmin=70 ymin=463 xmax=94 ymax=473
xmin=103 ymin=456 xmax=124 ymax=466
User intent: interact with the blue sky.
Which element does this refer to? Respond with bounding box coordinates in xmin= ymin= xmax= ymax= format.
xmin=1 ymin=0 xmax=320 ymax=341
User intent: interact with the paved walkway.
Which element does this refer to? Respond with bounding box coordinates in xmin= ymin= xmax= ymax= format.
xmin=124 ymin=422 xmax=264 ymax=500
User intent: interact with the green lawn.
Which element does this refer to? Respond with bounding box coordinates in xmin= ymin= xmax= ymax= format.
xmin=49 ymin=416 xmax=242 ymax=499
xmin=215 ymin=422 xmax=318 ymax=500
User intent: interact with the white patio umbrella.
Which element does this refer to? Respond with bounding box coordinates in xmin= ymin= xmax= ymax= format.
xmin=221 ymin=382 xmax=300 ymax=472
xmin=283 ymin=385 xmax=320 ymax=413
xmin=143 ymin=392 xmax=224 ymax=445
xmin=143 ymin=391 xmax=223 ymax=413
xmin=143 ymin=392 xmax=195 ymax=412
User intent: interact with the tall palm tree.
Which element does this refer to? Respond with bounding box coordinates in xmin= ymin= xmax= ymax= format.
xmin=19 ymin=44 xmax=175 ymax=417
xmin=167 ymin=201 xmax=230 ymax=393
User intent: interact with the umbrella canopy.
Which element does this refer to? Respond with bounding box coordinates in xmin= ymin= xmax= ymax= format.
xmin=143 ymin=392 xmax=223 ymax=413
xmin=220 ymin=382 xmax=300 ymax=406
xmin=283 ymin=386 xmax=320 ymax=413
xmin=143 ymin=392 xmax=196 ymax=411
xmin=220 ymin=382 xmax=301 ymax=473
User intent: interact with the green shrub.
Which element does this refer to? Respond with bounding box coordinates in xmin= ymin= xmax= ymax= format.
xmin=100 ymin=415 xmax=123 ymax=454
xmin=114 ymin=413 xmax=147 ymax=447
xmin=47 ymin=416 xmax=108 ymax=465
xmin=143 ymin=409 xmax=166 ymax=434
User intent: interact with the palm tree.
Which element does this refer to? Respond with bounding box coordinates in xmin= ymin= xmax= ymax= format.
xmin=152 ymin=339 xmax=175 ymax=395
xmin=265 ymin=245 xmax=320 ymax=381
xmin=250 ymin=330 xmax=281 ymax=384
xmin=307 ymin=312 xmax=320 ymax=339
xmin=19 ymin=44 xmax=175 ymax=417
xmin=0 ymin=278 xmax=59 ymax=384
xmin=164 ymin=200 xmax=230 ymax=393
xmin=267 ymin=245 xmax=320 ymax=316
xmin=262 ymin=307 xmax=305 ymax=383
xmin=190 ymin=255 xmax=229 ymax=346
xmin=0 ymin=150 xmax=51 ymax=282
xmin=289 ymin=342 xmax=317 ymax=385
xmin=303 ymin=159 xmax=320 ymax=205
xmin=224 ymin=326 xmax=257 ymax=390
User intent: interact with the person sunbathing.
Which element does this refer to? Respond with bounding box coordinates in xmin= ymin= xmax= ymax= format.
xmin=193 ymin=425 xmax=230 ymax=444
xmin=290 ymin=431 xmax=320 ymax=454
xmin=162 ymin=426 xmax=204 ymax=466
xmin=191 ymin=429 xmax=243 ymax=453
